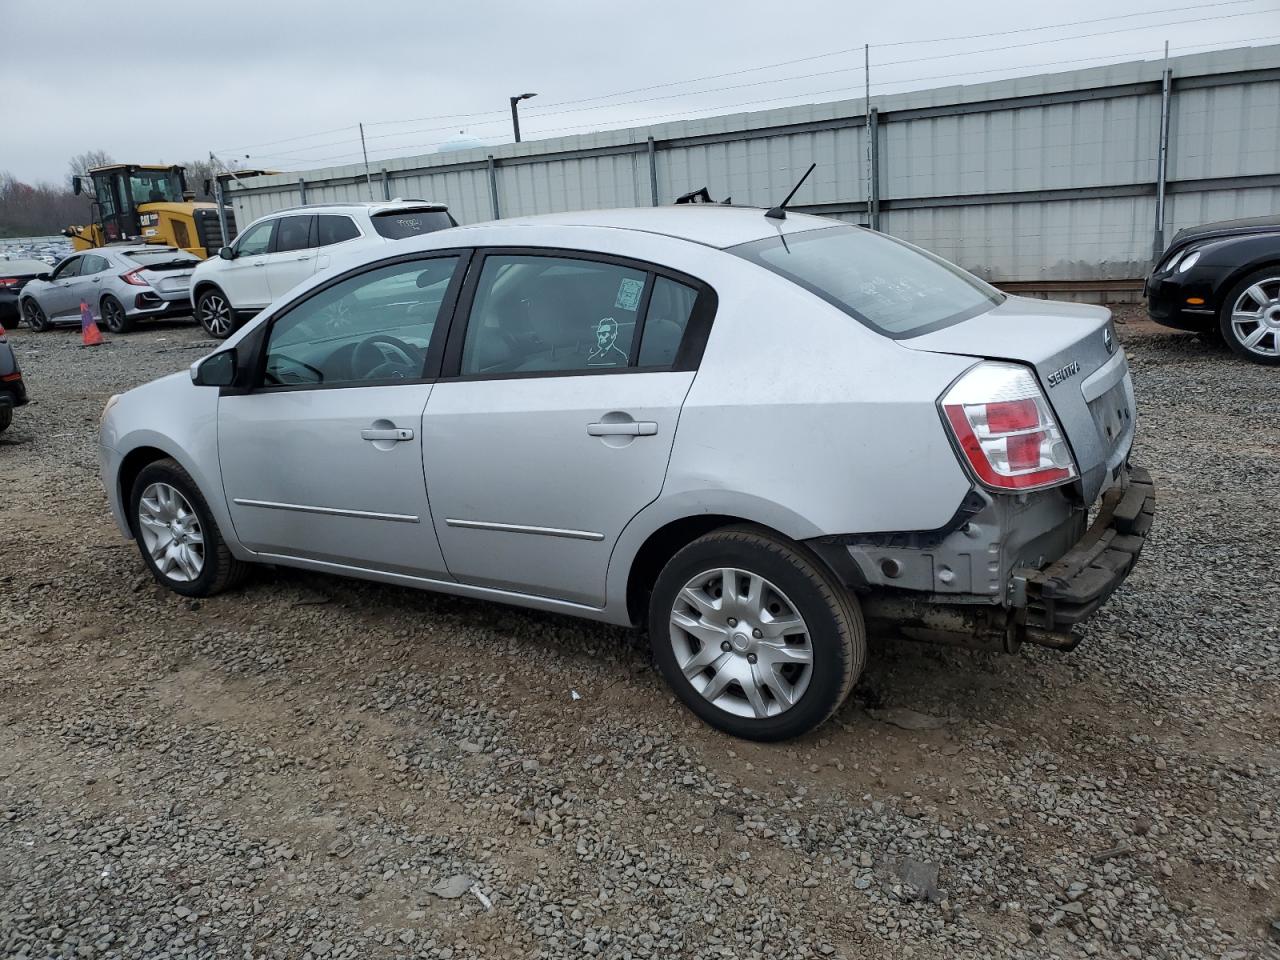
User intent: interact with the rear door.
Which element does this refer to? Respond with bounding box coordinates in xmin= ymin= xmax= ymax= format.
xmin=266 ymin=215 xmax=319 ymax=299
xmin=314 ymin=214 xmax=364 ymax=273
xmin=422 ymin=250 xmax=713 ymax=606
xmin=77 ymin=254 xmax=113 ymax=310
xmin=220 ymin=218 xmax=275 ymax=310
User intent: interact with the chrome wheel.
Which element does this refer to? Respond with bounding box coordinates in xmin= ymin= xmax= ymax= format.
xmin=669 ymin=567 xmax=813 ymax=719
xmin=137 ymin=482 xmax=205 ymax=583
xmin=199 ymin=292 xmax=233 ymax=337
xmin=1229 ymin=277 xmax=1280 ymax=359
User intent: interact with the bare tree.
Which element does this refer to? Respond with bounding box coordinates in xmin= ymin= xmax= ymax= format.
xmin=67 ymin=149 xmax=114 ymax=184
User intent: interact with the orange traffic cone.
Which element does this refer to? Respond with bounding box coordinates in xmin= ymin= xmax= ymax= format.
xmin=80 ymin=300 xmax=103 ymax=346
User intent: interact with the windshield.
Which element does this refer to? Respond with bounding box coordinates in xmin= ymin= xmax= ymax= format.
xmin=127 ymin=170 xmax=184 ymax=206
xmin=730 ymin=225 xmax=1002 ymax=337
xmin=371 ymin=209 xmax=455 ymax=239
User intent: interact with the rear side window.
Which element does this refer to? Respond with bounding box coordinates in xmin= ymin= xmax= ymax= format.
xmin=274 ymin=215 xmax=314 ymax=253
xmin=639 ymin=277 xmax=697 ymax=367
xmin=371 ymin=209 xmax=454 ymax=240
xmin=461 ymin=255 xmax=647 ymax=375
xmin=730 ymin=225 xmax=1002 ymax=337
xmin=317 ymin=215 xmax=360 ymax=246
xmin=80 ymin=254 xmax=109 ymax=275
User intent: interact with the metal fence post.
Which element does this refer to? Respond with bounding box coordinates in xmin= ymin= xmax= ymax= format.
xmin=648 ymin=136 xmax=659 ymax=206
xmin=214 ymin=179 xmax=230 ymax=248
xmin=382 ymin=168 xmax=392 ymax=201
xmin=1152 ymin=59 xmax=1173 ymax=260
xmin=868 ymin=108 xmax=881 ymax=231
xmin=298 ymin=178 xmax=307 ymax=205
xmin=487 ymin=156 xmax=500 ymax=219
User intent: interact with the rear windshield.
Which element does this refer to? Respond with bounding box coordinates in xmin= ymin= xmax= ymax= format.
xmin=730 ymin=225 xmax=1001 ymax=337
xmin=124 ymin=249 xmax=198 ymax=266
xmin=371 ymin=209 xmax=455 ymax=240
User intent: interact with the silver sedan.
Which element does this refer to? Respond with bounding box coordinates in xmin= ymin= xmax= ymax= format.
xmin=20 ymin=246 xmax=198 ymax=334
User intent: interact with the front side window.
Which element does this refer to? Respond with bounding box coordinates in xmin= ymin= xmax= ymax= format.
xmin=274 ymin=215 xmax=314 ymax=253
xmin=730 ymin=225 xmax=1002 ymax=337
xmin=263 ymin=256 xmax=459 ymax=387
xmin=371 ymin=209 xmax=454 ymax=240
xmin=317 ymin=215 xmax=360 ymax=246
xmin=460 ymin=255 xmax=649 ymax=375
xmin=52 ymin=256 xmax=82 ymax=280
xmin=236 ymin=220 xmax=274 ymax=257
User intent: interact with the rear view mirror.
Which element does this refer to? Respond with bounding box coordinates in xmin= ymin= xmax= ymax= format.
xmin=218 ymin=246 xmax=234 ymax=260
xmin=192 ymin=350 xmax=236 ymax=387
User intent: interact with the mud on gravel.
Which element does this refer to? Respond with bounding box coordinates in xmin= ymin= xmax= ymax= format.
xmin=1 ymin=310 xmax=1277 ymax=960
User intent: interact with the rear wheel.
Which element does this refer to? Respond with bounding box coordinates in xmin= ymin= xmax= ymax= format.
xmin=21 ymin=299 xmax=49 ymax=332
xmin=100 ymin=295 xmax=133 ymax=334
xmin=1219 ymin=268 xmax=1280 ymax=365
xmin=196 ymin=288 xmax=236 ymax=339
xmin=648 ymin=526 xmax=865 ymax=741
xmin=130 ymin=458 xmax=248 ymax=597
xmin=0 ymin=405 xmax=11 ymax=434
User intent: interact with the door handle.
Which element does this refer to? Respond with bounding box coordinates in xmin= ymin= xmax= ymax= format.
xmin=587 ymin=421 xmax=658 ymax=437
xmin=361 ymin=427 xmax=414 ymax=442
xmin=296 ymin=256 xmax=311 ymax=261
xmin=253 ymin=262 xmax=266 ymax=267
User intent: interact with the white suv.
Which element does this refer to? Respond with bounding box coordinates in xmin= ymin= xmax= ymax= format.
xmin=189 ymin=201 xmax=455 ymax=338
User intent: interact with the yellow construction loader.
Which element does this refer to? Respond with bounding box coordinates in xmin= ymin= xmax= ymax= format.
xmin=64 ymin=163 xmax=235 ymax=259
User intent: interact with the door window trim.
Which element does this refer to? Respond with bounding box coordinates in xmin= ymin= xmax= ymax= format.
xmin=437 ymin=246 xmax=718 ymax=383
xmin=237 ymin=248 xmax=475 ymax=395
xmin=315 ymin=213 xmax=365 ymax=248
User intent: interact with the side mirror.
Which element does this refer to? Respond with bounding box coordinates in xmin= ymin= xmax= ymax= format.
xmin=72 ymin=177 xmax=82 ymax=196
xmin=37 ymin=272 xmax=51 ymax=282
xmin=218 ymin=246 xmax=235 ymax=260
xmin=192 ymin=350 xmax=236 ymax=387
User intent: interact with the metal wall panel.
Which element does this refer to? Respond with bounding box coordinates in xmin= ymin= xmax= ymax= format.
xmin=225 ymin=44 xmax=1280 ymax=283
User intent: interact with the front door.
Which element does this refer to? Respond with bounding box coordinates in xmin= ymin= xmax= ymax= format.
xmin=265 ymin=214 xmax=319 ymax=299
xmin=423 ymin=252 xmax=708 ymax=606
xmin=218 ymin=253 xmax=465 ymax=577
xmin=221 ymin=218 xmax=276 ymax=310
xmin=43 ymin=255 xmax=84 ymax=318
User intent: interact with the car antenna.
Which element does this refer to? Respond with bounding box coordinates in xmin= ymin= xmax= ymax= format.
xmin=764 ymin=163 xmax=816 ymax=220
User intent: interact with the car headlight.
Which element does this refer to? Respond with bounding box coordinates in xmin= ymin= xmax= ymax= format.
xmin=1177 ymin=250 xmax=1201 ymax=273
xmin=100 ymin=393 xmax=121 ymax=427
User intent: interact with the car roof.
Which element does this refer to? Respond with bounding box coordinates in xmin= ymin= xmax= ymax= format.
xmin=458 ymin=206 xmax=842 ymax=250
xmin=1171 ymin=213 xmax=1280 ymax=247
xmin=263 ymin=200 xmax=448 ymax=217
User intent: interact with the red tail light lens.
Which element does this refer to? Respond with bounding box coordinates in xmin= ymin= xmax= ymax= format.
xmin=940 ymin=362 xmax=1077 ymax=492
xmin=120 ymin=269 xmax=148 ymax=286
xmin=0 ymin=278 xmax=18 ymax=288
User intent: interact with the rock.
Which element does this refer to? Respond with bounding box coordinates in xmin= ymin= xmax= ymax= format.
xmin=866 ymin=707 xmax=946 ymax=731
xmin=429 ymin=874 xmax=475 ymax=900
xmin=894 ymin=858 xmax=943 ymax=903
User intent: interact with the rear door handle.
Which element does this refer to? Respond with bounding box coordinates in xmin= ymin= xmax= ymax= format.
xmin=587 ymin=421 xmax=658 ymax=437
xmin=296 ymin=256 xmax=311 ymax=261
xmin=361 ymin=427 xmax=414 ymax=441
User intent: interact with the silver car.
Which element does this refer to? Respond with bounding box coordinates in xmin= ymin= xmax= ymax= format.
xmin=99 ymin=207 xmax=1154 ymax=741
xmin=20 ymin=246 xmax=198 ymax=334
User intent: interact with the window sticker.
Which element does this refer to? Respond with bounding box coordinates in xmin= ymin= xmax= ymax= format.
xmin=614 ymin=277 xmax=644 ymax=312
xmin=588 ymin=317 xmax=629 ymax=367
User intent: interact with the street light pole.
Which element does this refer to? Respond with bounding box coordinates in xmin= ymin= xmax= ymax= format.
xmin=510 ymin=92 xmax=537 ymax=143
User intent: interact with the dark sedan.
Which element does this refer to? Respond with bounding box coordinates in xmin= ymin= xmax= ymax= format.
xmin=0 ymin=258 xmax=53 ymax=323
xmin=0 ymin=323 xmax=29 ymax=434
xmin=1146 ymin=214 xmax=1280 ymax=365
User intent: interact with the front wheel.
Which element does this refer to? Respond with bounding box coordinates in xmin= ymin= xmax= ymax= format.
xmin=1219 ymin=268 xmax=1280 ymax=365
xmin=130 ymin=458 xmax=248 ymax=597
xmin=100 ymin=295 xmax=133 ymax=334
xmin=21 ymin=299 xmax=49 ymax=332
xmin=648 ymin=527 xmax=866 ymax=741
xmin=196 ymin=288 xmax=236 ymax=339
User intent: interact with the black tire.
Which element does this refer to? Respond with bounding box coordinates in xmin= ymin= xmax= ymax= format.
xmin=648 ymin=526 xmax=866 ymax=742
xmin=0 ymin=405 xmax=11 ymax=434
xmin=21 ymin=298 xmax=49 ymax=332
xmin=100 ymin=295 xmax=133 ymax=334
xmin=196 ymin=287 xmax=237 ymax=339
xmin=129 ymin=457 xmax=249 ymax=597
xmin=1218 ymin=267 xmax=1280 ymax=366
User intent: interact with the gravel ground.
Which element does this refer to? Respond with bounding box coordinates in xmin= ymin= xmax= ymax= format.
xmin=1 ymin=308 xmax=1277 ymax=960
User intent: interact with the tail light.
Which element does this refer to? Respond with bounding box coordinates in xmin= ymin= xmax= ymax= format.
xmin=120 ymin=269 xmax=148 ymax=286
xmin=940 ymin=361 xmax=1077 ymax=492
xmin=0 ymin=278 xmax=18 ymax=288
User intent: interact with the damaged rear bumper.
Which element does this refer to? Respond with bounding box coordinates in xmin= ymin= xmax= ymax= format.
xmin=1013 ymin=465 xmax=1155 ymax=648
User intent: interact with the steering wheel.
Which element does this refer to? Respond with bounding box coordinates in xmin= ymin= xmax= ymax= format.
xmin=352 ymin=335 xmax=421 ymax=380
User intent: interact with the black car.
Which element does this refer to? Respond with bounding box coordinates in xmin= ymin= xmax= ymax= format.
xmin=1146 ymin=213 xmax=1280 ymax=365
xmin=0 ymin=258 xmax=53 ymax=323
xmin=0 ymin=323 xmax=29 ymax=434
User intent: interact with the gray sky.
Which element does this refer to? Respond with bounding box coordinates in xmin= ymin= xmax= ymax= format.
xmin=4 ymin=0 xmax=1277 ymax=184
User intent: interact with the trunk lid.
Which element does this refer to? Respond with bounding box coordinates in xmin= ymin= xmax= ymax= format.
xmin=902 ymin=295 xmax=1135 ymax=503
xmin=138 ymin=261 xmax=195 ymax=294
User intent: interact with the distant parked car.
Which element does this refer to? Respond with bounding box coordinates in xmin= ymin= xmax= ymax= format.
xmin=189 ymin=201 xmax=456 ymax=339
xmin=101 ymin=207 xmax=1153 ymax=741
xmin=0 ymin=259 xmax=54 ymax=322
xmin=1146 ymin=213 xmax=1280 ymax=365
xmin=19 ymin=247 xmax=199 ymax=334
xmin=0 ymin=323 xmax=28 ymax=433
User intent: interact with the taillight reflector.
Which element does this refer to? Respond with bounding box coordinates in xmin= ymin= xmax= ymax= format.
xmin=940 ymin=362 xmax=1077 ymax=492
xmin=120 ymin=269 xmax=148 ymax=286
